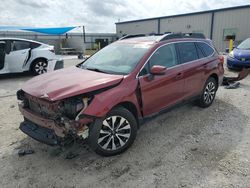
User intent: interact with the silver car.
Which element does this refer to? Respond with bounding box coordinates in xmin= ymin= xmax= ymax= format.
xmin=0 ymin=38 xmax=63 ymax=75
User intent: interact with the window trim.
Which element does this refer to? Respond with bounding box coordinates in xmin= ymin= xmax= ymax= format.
xmin=137 ymin=40 xmax=216 ymax=78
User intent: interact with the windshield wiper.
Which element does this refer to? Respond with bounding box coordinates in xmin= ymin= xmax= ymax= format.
xmin=85 ymin=67 xmax=108 ymax=73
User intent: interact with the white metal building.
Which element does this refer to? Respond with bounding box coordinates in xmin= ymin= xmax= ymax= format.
xmin=116 ymin=5 xmax=250 ymax=52
xmin=0 ymin=31 xmax=117 ymax=54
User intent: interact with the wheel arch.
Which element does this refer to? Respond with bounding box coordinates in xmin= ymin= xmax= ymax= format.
xmin=113 ymin=101 xmax=139 ymax=126
xmin=208 ymin=73 xmax=219 ymax=90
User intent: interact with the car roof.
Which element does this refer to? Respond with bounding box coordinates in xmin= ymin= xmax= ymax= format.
xmin=117 ymin=35 xmax=210 ymax=45
xmin=0 ymin=37 xmax=47 ymax=45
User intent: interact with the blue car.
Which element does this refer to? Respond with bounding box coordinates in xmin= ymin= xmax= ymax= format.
xmin=227 ymin=38 xmax=250 ymax=70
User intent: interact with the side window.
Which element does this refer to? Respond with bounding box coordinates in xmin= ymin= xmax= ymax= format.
xmin=11 ymin=40 xmax=30 ymax=51
xmin=149 ymin=44 xmax=177 ymax=68
xmin=177 ymin=42 xmax=198 ymax=64
xmin=30 ymin=42 xmax=41 ymax=49
xmin=197 ymin=42 xmax=214 ymax=57
xmin=138 ymin=63 xmax=149 ymax=77
xmin=195 ymin=43 xmax=205 ymax=59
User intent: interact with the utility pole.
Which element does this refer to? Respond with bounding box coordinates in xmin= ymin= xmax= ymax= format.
xmin=82 ymin=26 xmax=86 ymax=43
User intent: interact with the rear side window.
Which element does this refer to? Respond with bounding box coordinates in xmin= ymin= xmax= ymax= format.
xmin=195 ymin=43 xmax=205 ymax=59
xmin=11 ymin=40 xmax=30 ymax=51
xmin=196 ymin=42 xmax=214 ymax=57
xmin=30 ymin=42 xmax=41 ymax=49
xmin=177 ymin=42 xmax=198 ymax=64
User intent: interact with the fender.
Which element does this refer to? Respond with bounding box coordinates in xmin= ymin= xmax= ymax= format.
xmin=82 ymin=78 xmax=142 ymax=118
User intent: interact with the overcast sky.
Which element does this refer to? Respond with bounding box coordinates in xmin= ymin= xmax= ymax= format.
xmin=0 ymin=0 xmax=249 ymax=33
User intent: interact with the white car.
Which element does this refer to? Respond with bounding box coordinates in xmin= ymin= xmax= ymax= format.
xmin=0 ymin=38 xmax=63 ymax=75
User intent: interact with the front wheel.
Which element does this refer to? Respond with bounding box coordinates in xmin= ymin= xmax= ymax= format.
xmin=88 ymin=106 xmax=137 ymax=156
xmin=197 ymin=77 xmax=218 ymax=108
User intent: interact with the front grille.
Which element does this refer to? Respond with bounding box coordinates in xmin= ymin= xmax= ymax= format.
xmin=26 ymin=96 xmax=58 ymax=118
xmin=29 ymin=100 xmax=51 ymax=117
xmin=241 ymin=58 xmax=250 ymax=62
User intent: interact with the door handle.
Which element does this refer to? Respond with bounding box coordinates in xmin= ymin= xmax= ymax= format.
xmin=175 ymin=72 xmax=183 ymax=79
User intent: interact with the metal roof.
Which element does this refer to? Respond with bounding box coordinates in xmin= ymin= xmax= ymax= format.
xmin=116 ymin=4 xmax=250 ymax=25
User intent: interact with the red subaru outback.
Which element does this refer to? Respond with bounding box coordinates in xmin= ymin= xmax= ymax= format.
xmin=17 ymin=33 xmax=224 ymax=156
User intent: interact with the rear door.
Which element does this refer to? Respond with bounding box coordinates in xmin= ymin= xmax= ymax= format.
xmin=176 ymin=42 xmax=206 ymax=99
xmin=5 ymin=40 xmax=30 ymax=73
xmin=138 ymin=43 xmax=185 ymax=116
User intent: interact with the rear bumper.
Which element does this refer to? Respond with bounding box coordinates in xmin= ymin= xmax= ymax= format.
xmin=47 ymin=59 xmax=64 ymax=72
xmin=54 ymin=60 xmax=64 ymax=70
xmin=227 ymin=56 xmax=250 ymax=70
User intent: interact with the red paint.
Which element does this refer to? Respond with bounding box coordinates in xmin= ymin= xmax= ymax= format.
xmin=20 ymin=37 xmax=224 ymax=137
xmin=150 ymin=65 xmax=167 ymax=75
xmin=22 ymin=66 xmax=123 ymax=101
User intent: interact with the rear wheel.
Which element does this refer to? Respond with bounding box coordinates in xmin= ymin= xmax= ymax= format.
xmin=88 ymin=106 xmax=137 ymax=156
xmin=197 ymin=77 xmax=218 ymax=108
xmin=31 ymin=59 xmax=48 ymax=75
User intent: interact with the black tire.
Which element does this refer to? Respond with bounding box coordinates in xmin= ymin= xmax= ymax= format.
xmin=88 ymin=106 xmax=138 ymax=156
xmin=31 ymin=59 xmax=48 ymax=75
xmin=197 ymin=77 xmax=218 ymax=108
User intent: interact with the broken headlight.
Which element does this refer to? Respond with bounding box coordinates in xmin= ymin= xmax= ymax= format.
xmin=61 ymin=96 xmax=92 ymax=119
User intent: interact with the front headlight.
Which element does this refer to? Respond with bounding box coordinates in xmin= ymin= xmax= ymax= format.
xmin=228 ymin=51 xmax=234 ymax=58
xmin=61 ymin=96 xmax=92 ymax=119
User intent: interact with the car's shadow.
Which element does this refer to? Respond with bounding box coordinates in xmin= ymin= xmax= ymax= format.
xmin=0 ymin=71 xmax=33 ymax=80
xmin=2 ymin=98 xmax=248 ymax=187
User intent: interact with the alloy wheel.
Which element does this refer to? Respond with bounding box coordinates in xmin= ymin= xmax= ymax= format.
xmin=98 ymin=116 xmax=131 ymax=151
xmin=204 ymin=81 xmax=216 ymax=104
xmin=34 ymin=61 xmax=47 ymax=74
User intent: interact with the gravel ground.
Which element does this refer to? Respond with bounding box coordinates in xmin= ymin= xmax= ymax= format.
xmin=0 ymin=58 xmax=250 ymax=188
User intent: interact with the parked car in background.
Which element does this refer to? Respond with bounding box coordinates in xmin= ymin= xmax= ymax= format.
xmin=0 ymin=38 xmax=63 ymax=75
xmin=17 ymin=33 xmax=224 ymax=156
xmin=227 ymin=38 xmax=250 ymax=70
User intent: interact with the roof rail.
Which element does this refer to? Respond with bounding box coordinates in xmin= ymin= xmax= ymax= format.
xmin=158 ymin=32 xmax=206 ymax=42
xmin=118 ymin=34 xmax=146 ymax=40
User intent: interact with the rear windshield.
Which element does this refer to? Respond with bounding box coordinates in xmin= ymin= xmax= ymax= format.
xmin=81 ymin=43 xmax=151 ymax=75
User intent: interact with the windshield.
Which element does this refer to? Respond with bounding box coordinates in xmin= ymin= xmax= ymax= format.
xmin=237 ymin=38 xmax=250 ymax=50
xmin=81 ymin=43 xmax=151 ymax=75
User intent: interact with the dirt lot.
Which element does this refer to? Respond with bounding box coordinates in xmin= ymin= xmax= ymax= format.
xmin=0 ymin=58 xmax=250 ymax=188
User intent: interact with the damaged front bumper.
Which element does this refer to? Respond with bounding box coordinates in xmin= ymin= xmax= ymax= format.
xmin=18 ymin=103 xmax=94 ymax=146
xmin=19 ymin=104 xmax=66 ymax=137
xmin=20 ymin=121 xmax=60 ymax=146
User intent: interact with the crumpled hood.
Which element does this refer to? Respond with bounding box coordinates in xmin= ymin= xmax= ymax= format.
xmin=233 ymin=48 xmax=250 ymax=59
xmin=22 ymin=66 xmax=123 ymax=101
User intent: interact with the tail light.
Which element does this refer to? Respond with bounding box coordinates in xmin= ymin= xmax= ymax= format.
xmin=49 ymin=46 xmax=55 ymax=53
xmin=49 ymin=49 xmax=55 ymax=53
xmin=219 ymin=55 xmax=224 ymax=64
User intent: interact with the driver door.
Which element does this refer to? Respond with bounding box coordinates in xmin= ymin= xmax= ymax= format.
xmin=138 ymin=43 xmax=185 ymax=116
xmin=5 ymin=40 xmax=30 ymax=73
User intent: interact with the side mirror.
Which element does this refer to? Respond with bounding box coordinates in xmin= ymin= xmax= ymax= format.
xmin=150 ymin=65 xmax=166 ymax=75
